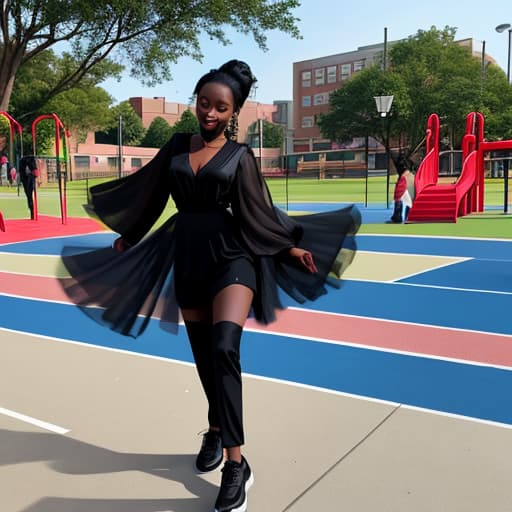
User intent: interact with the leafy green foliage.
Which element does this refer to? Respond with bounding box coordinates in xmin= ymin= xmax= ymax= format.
xmin=247 ymin=120 xmax=285 ymax=147
xmin=8 ymin=49 xmax=116 ymax=150
xmin=318 ymin=26 xmax=512 ymax=165
xmin=96 ymin=101 xmax=145 ymax=146
xmin=141 ymin=116 xmax=173 ymax=148
xmin=170 ymin=109 xmax=199 ymax=135
xmin=0 ymin=0 xmax=301 ymax=110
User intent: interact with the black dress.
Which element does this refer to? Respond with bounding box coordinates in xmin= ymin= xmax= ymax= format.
xmin=61 ymin=133 xmax=360 ymax=337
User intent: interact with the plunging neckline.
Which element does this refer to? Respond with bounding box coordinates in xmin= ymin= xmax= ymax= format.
xmin=188 ymin=137 xmax=231 ymax=177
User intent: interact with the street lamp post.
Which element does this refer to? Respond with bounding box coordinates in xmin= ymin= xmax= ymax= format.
xmin=496 ymin=23 xmax=512 ymax=83
xmin=374 ymin=95 xmax=394 ymax=209
xmin=118 ymin=114 xmax=123 ymax=179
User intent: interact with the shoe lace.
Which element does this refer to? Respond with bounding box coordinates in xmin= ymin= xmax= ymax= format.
xmin=221 ymin=460 xmax=242 ymax=488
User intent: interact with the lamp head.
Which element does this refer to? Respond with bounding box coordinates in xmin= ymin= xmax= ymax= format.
xmin=496 ymin=23 xmax=512 ymax=33
xmin=374 ymin=95 xmax=394 ymax=115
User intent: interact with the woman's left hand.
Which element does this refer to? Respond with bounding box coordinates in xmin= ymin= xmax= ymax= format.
xmin=112 ymin=236 xmax=133 ymax=253
xmin=289 ymin=247 xmax=317 ymax=273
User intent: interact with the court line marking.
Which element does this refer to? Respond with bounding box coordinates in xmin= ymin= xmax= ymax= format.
xmin=4 ymin=271 xmax=510 ymax=297
xmin=2 ymin=326 xmax=512 ymax=431
xmin=0 ymin=230 xmax=108 ymax=247
xmin=388 ymin=258 xmax=471 ymax=282
xmin=0 ymin=406 xmax=70 ymax=434
xmin=0 ymin=291 xmax=510 ymax=341
xmin=357 ymin=232 xmax=512 ymax=242
xmin=356 ymin=249 xmax=470 ymax=259
xmin=390 ymin=281 xmax=512 ymax=296
xmin=1 ymin=296 xmax=511 ymax=370
xmin=285 ymin=306 xmax=512 ymax=339
xmin=244 ymin=325 xmax=512 ymax=371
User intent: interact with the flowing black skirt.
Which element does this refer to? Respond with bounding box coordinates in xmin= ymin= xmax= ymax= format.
xmin=60 ymin=204 xmax=360 ymax=338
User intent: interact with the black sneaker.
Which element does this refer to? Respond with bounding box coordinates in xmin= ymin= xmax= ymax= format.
xmin=196 ymin=430 xmax=223 ymax=473
xmin=214 ymin=456 xmax=254 ymax=512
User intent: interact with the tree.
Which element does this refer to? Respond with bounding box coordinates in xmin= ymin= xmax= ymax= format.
xmin=141 ymin=116 xmax=173 ymax=148
xmin=318 ymin=26 xmax=512 ymax=167
xmin=247 ymin=120 xmax=284 ymax=147
xmin=96 ymin=101 xmax=145 ymax=146
xmin=478 ymin=65 xmax=512 ymax=140
xmin=9 ymin=49 xmax=122 ymax=122
xmin=4 ymin=49 xmax=115 ymax=154
xmin=170 ymin=109 xmax=199 ymax=136
xmin=45 ymin=87 xmax=114 ymax=143
xmin=0 ymin=0 xmax=300 ymax=111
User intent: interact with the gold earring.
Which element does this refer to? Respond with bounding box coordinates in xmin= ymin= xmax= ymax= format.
xmin=226 ymin=112 xmax=239 ymax=141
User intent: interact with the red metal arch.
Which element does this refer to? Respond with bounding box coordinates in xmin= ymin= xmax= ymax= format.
xmin=32 ymin=113 xmax=70 ymax=224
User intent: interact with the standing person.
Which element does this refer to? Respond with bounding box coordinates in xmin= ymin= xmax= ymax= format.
xmin=9 ymin=165 xmax=17 ymax=186
xmin=0 ymin=155 xmax=8 ymax=186
xmin=62 ymin=60 xmax=360 ymax=512
xmin=389 ymin=156 xmax=415 ymax=223
xmin=18 ymin=155 xmax=39 ymax=219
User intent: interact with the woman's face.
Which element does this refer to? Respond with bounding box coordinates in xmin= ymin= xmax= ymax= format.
xmin=196 ymin=81 xmax=235 ymax=139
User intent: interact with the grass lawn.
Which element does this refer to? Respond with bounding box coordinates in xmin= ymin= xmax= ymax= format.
xmin=1 ymin=176 xmax=511 ymax=239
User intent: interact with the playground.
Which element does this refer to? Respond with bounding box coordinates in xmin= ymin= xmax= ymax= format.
xmin=1 ymin=112 xmax=512 ymax=511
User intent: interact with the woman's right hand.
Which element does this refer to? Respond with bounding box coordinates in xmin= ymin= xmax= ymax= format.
xmin=289 ymin=247 xmax=317 ymax=274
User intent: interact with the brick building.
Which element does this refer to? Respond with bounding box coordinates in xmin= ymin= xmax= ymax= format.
xmin=293 ymin=42 xmax=385 ymax=152
xmin=128 ymin=96 xmax=277 ymax=145
xmin=293 ymin=38 xmax=495 ymax=152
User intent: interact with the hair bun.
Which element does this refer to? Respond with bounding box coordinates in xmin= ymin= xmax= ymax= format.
xmin=219 ymin=60 xmax=257 ymax=100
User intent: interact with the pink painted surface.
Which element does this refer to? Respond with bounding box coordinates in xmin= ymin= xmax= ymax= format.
xmin=1 ymin=270 xmax=512 ymax=369
xmin=245 ymin=309 xmax=512 ymax=368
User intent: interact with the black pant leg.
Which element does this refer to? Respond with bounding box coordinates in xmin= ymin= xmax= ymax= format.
xmin=211 ymin=321 xmax=244 ymax=448
xmin=390 ymin=200 xmax=403 ymax=223
xmin=22 ymin=178 xmax=34 ymax=218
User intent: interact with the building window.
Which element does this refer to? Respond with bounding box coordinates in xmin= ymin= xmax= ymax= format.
xmin=74 ymin=155 xmax=90 ymax=169
xmin=131 ymin=158 xmax=142 ymax=169
xmin=354 ymin=60 xmax=365 ymax=72
xmin=340 ymin=63 xmax=352 ymax=81
xmin=302 ymin=95 xmax=311 ymax=107
xmin=301 ymin=70 xmax=311 ymax=87
xmin=314 ymin=68 xmax=325 ymax=85
xmin=301 ymin=116 xmax=314 ymax=128
xmin=313 ymin=92 xmax=330 ymax=106
xmin=327 ymin=66 xmax=337 ymax=83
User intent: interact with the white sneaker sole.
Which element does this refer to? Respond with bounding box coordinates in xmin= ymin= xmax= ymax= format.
xmin=214 ymin=471 xmax=254 ymax=512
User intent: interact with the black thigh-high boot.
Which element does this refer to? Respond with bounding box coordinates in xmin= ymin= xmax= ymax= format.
xmin=211 ymin=321 xmax=244 ymax=448
xmin=184 ymin=320 xmax=219 ymax=428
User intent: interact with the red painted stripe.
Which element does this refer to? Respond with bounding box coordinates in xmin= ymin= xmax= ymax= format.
xmin=0 ymin=272 xmax=70 ymax=302
xmin=245 ymin=310 xmax=512 ymax=369
xmin=1 ymin=271 xmax=512 ymax=368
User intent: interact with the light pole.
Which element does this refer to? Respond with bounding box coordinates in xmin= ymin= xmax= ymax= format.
xmin=496 ymin=23 xmax=512 ymax=83
xmin=374 ymin=95 xmax=394 ymax=209
xmin=118 ymin=114 xmax=123 ymax=179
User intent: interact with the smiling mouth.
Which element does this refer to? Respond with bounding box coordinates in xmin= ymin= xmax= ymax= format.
xmin=203 ymin=119 xmax=218 ymax=128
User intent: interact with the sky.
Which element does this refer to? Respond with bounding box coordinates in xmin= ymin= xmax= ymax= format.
xmin=100 ymin=0 xmax=512 ymax=106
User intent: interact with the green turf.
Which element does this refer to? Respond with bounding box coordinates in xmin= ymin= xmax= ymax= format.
xmin=358 ymin=212 xmax=512 ymax=239
xmin=1 ymin=177 xmax=511 ymax=239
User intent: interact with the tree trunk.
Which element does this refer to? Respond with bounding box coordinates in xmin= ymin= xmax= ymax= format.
xmin=0 ymin=74 xmax=16 ymax=111
xmin=0 ymin=44 xmax=24 ymax=112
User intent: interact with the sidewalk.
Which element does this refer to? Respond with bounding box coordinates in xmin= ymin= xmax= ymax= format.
xmin=1 ymin=329 xmax=511 ymax=512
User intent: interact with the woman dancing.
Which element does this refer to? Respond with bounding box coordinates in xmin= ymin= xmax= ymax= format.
xmin=62 ymin=59 xmax=360 ymax=512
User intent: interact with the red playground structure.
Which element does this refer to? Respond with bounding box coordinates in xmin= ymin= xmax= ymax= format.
xmin=407 ymin=112 xmax=512 ymax=222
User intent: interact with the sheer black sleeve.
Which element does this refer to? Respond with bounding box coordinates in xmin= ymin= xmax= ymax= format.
xmin=86 ymin=135 xmax=177 ymax=245
xmin=231 ymin=149 xmax=302 ymax=256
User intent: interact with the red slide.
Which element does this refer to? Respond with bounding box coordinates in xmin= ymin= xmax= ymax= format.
xmin=407 ymin=112 xmax=483 ymax=223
